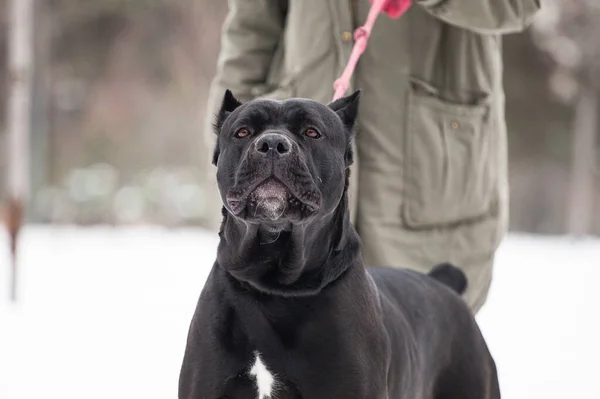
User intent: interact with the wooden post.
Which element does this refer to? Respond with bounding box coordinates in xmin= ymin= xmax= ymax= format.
xmin=567 ymin=87 xmax=598 ymax=237
xmin=4 ymin=0 xmax=34 ymax=301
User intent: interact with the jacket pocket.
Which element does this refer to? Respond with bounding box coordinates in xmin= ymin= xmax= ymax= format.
xmin=403 ymin=79 xmax=496 ymax=228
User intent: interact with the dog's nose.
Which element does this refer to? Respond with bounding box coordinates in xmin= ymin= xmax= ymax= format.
xmin=255 ymin=133 xmax=292 ymax=157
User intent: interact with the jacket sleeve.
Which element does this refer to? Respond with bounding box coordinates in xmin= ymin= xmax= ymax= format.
xmin=417 ymin=0 xmax=541 ymax=34
xmin=208 ymin=0 xmax=287 ymax=103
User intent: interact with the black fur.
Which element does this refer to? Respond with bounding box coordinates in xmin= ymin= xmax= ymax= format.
xmin=179 ymin=91 xmax=500 ymax=399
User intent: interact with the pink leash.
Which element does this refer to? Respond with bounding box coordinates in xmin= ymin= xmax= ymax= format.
xmin=332 ymin=0 xmax=412 ymax=101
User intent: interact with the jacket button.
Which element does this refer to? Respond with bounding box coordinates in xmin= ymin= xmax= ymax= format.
xmin=342 ymin=31 xmax=353 ymax=42
xmin=451 ymin=121 xmax=460 ymax=130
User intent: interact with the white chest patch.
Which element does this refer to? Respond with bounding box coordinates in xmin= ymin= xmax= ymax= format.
xmin=248 ymin=351 xmax=277 ymax=399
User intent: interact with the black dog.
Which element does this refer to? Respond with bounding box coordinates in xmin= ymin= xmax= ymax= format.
xmin=179 ymin=90 xmax=500 ymax=399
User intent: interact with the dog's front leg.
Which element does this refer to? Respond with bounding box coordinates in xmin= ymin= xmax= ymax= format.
xmin=178 ymin=301 xmax=235 ymax=399
xmin=297 ymin=363 xmax=389 ymax=399
xmin=178 ymin=343 xmax=225 ymax=399
xmin=301 ymin=381 xmax=389 ymax=399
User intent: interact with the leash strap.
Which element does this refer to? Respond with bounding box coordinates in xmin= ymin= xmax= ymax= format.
xmin=332 ymin=0 xmax=412 ymax=101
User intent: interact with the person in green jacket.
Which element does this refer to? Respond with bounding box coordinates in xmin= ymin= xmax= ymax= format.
xmin=203 ymin=0 xmax=540 ymax=313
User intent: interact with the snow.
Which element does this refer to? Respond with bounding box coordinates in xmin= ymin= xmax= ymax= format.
xmin=0 ymin=226 xmax=599 ymax=399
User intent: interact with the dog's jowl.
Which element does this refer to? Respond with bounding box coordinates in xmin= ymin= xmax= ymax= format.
xmin=178 ymin=90 xmax=501 ymax=399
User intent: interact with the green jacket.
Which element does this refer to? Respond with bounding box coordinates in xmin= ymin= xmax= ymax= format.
xmin=204 ymin=0 xmax=539 ymax=121
xmin=203 ymin=0 xmax=539 ymax=226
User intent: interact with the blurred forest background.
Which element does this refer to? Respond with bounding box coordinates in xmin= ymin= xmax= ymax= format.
xmin=0 ymin=0 xmax=599 ymax=235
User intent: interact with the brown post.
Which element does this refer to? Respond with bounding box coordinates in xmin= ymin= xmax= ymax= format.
xmin=4 ymin=0 xmax=34 ymax=301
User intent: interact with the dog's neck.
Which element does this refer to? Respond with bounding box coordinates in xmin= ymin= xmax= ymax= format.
xmin=216 ymin=188 xmax=361 ymax=297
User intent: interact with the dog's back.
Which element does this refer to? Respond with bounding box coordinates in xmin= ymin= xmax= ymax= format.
xmin=368 ymin=266 xmax=501 ymax=399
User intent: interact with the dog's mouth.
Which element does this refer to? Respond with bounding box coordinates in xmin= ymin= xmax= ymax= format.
xmin=248 ymin=179 xmax=289 ymax=221
xmin=227 ymin=177 xmax=321 ymax=222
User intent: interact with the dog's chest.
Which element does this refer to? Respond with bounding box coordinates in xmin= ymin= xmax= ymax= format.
xmin=249 ymin=351 xmax=277 ymax=398
xmin=227 ymin=351 xmax=301 ymax=399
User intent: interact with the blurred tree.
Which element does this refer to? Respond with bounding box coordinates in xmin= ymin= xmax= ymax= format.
xmin=4 ymin=0 xmax=34 ymax=301
xmin=532 ymin=0 xmax=600 ymax=236
xmin=503 ymin=32 xmax=574 ymax=235
xmin=1 ymin=0 xmax=7 ymax=193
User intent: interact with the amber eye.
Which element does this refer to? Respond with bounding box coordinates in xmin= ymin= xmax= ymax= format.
xmin=235 ymin=128 xmax=250 ymax=138
xmin=305 ymin=128 xmax=321 ymax=139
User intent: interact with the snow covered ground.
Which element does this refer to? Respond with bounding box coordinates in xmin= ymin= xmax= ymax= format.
xmin=0 ymin=226 xmax=599 ymax=399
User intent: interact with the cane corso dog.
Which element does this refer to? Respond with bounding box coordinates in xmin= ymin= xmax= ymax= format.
xmin=179 ymin=90 xmax=500 ymax=399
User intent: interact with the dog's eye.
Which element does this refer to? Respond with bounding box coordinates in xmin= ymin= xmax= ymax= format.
xmin=305 ymin=128 xmax=321 ymax=139
xmin=235 ymin=128 xmax=250 ymax=139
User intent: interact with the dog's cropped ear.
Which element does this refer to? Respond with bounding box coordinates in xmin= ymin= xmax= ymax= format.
xmin=211 ymin=144 xmax=220 ymax=166
xmin=212 ymin=90 xmax=242 ymax=166
xmin=328 ymin=90 xmax=360 ymax=166
xmin=327 ymin=90 xmax=360 ymax=133
xmin=213 ymin=90 xmax=243 ymax=135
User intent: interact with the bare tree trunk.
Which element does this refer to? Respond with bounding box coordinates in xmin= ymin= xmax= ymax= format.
xmin=4 ymin=0 xmax=34 ymax=301
xmin=30 ymin=0 xmax=50 ymax=221
xmin=567 ymin=88 xmax=598 ymax=236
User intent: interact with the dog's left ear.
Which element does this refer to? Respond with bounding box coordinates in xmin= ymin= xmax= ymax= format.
xmin=328 ymin=90 xmax=360 ymax=133
xmin=213 ymin=89 xmax=243 ymax=135
xmin=328 ymin=90 xmax=360 ymax=166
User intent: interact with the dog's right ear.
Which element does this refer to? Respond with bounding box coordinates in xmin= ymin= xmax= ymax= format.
xmin=213 ymin=90 xmax=243 ymax=135
xmin=212 ymin=90 xmax=243 ymax=166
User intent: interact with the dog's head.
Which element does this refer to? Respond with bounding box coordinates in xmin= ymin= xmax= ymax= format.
xmin=212 ymin=90 xmax=360 ymax=227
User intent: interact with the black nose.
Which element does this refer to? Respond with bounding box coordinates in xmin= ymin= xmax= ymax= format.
xmin=254 ymin=133 xmax=292 ymax=157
